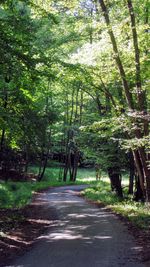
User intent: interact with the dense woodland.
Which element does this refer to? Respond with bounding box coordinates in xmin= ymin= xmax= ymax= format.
xmin=0 ymin=0 xmax=150 ymax=202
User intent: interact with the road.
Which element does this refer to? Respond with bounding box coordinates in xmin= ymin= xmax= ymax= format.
xmin=5 ymin=185 xmax=145 ymax=267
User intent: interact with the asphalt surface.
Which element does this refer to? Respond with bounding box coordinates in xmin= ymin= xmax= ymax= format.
xmin=5 ymin=185 xmax=145 ymax=267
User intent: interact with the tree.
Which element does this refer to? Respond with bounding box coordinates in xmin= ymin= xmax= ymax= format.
xmin=96 ymin=0 xmax=150 ymax=201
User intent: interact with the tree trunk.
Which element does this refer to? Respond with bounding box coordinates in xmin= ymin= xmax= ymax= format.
xmin=69 ymin=150 xmax=79 ymax=182
xmin=108 ymin=167 xmax=123 ymax=197
xmin=74 ymin=88 xmax=79 ymax=122
xmin=138 ymin=147 xmax=150 ymax=201
xmin=98 ymin=0 xmax=150 ymax=202
xmin=134 ymin=174 xmax=144 ymax=202
xmin=126 ymin=0 xmax=150 ymax=201
xmin=128 ymin=152 xmax=135 ymax=194
xmin=96 ymin=93 xmax=103 ymax=115
xmin=70 ymin=88 xmax=75 ymax=125
xmin=0 ymin=90 xmax=8 ymax=151
xmin=132 ymin=150 xmax=145 ymax=198
xmin=37 ymin=154 xmax=48 ymax=182
xmin=127 ymin=0 xmax=146 ymax=111
xmin=98 ymin=0 xmax=134 ymax=110
xmin=79 ymin=90 xmax=83 ymax=125
xmin=0 ymin=130 xmax=5 ymax=152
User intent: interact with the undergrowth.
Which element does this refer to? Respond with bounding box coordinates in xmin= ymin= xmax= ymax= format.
xmin=82 ymin=181 xmax=150 ymax=230
xmin=1 ymin=166 xmax=150 ymax=231
xmin=0 ymin=167 xmax=95 ymax=209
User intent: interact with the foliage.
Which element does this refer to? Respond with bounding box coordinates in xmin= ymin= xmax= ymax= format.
xmin=0 ymin=0 xmax=149 ymax=201
xmin=83 ymin=182 xmax=150 ymax=230
xmin=0 ymin=166 xmax=96 ymax=209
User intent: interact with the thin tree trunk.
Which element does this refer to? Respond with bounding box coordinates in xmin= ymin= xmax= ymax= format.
xmin=0 ymin=91 xmax=8 ymax=151
xmin=99 ymin=76 xmax=117 ymax=108
xmin=95 ymin=93 xmax=103 ymax=115
xmin=89 ymin=6 xmax=93 ymax=44
xmin=98 ymin=0 xmax=134 ymax=110
xmin=65 ymin=92 xmax=69 ymax=124
xmin=132 ymin=150 xmax=145 ymax=198
xmin=70 ymin=88 xmax=75 ymax=125
xmin=38 ymin=128 xmax=51 ymax=182
xmin=63 ymin=156 xmax=69 ymax=182
xmin=63 ymin=130 xmax=70 ymax=182
xmin=74 ymin=88 xmax=79 ymax=122
xmin=79 ymin=90 xmax=83 ymax=125
xmin=127 ymin=0 xmax=146 ymax=111
xmin=134 ymin=174 xmax=144 ymax=201
xmin=128 ymin=151 xmax=135 ymax=194
xmin=37 ymin=153 xmax=48 ymax=181
xmin=98 ymin=0 xmax=150 ymax=201
xmin=0 ymin=130 xmax=5 ymax=152
xmin=138 ymin=147 xmax=150 ymax=201
xmin=73 ymin=151 xmax=79 ymax=182
xmin=105 ymin=92 xmax=111 ymax=112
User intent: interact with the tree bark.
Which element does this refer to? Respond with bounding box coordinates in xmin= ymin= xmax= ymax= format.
xmin=74 ymin=88 xmax=79 ymax=122
xmin=132 ymin=150 xmax=145 ymax=198
xmin=127 ymin=0 xmax=146 ymax=111
xmin=128 ymin=151 xmax=135 ymax=194
xmin=108 ymin=167 xmax=123 ymax=198
xmin=70 ymin=88 xmax=75 ymax=125
xmin=98 ymin=0 xmax=150 ymax=202
xmin=0 ymin=90 xmax=8 ymax=151
xmin=98 ymin=0 xmax=134 ymax=110
xmin=79 ymin=90 xmax=83 ymax=125
xmin=37 ymin=153 xmax=48 ymax=181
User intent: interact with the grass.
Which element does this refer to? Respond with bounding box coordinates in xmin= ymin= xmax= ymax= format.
xmin=0 ymin=166 xmax=150 ymax=231
xmin=0 ymin=166 xmax=96 ymax=209
xmin=29 ymin=165 xmax=96 ymax=183
xmin=0 ymin=182 xmax=32 ymax=209
xmin=82 ymin=180 xmax=150 ymax=230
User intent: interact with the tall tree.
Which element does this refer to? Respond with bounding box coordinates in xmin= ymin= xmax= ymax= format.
xmin=97 ymin=0 xmax=150 ymax=201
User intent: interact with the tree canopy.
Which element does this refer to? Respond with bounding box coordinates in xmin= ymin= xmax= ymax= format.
xmin=0 ymin=0 xmax=149 ymax=201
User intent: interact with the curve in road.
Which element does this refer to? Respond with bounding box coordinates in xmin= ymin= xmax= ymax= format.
xmin=5 ymin=185 xmax=145 ymax=267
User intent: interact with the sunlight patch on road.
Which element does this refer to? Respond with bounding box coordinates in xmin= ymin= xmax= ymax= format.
xmin=67 ymin=212 xmax=113 ymax=219
xmin=37 ymin=229 xmax=112 ymax=242
xmin=27 ymin=219 xmax=55 ymax=224
xmin=48 ymin=232 xmax=82 ymax=240
xmin=67 ymin=225 xmax=89 ymax=231
xmin=131 ymin=246 xmax=143 ymax=251
xmin=94 ymin=235 xmax=112 ymax=239
xmin=38 ymin=230 xmax=83 ymax=240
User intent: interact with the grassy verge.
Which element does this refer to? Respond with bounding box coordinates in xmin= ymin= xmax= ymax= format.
xmin=0 ymin=167 xmax=96 ymax=209
xmin=0 ymin=179 xmax=80 ymax=209
xmin=82 ymin=180 xmax=150 ymax=230
xmin=1 ymin=166 xmax=150 ymax=232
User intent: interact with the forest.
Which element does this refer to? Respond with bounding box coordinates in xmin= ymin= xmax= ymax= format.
xmin=0 ymin=0 xmax=150 ymax=242
xmin=0 ymin=0 xmax=150 ymax=265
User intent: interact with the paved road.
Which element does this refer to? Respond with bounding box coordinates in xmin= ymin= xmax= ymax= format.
xmin=6 ymin=185 xmax=145 ymax=267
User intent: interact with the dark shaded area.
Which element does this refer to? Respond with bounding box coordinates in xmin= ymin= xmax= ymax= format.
xmin=0 ymin=192 xmax=59 ymax=267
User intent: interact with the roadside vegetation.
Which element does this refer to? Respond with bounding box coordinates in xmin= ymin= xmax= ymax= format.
xmin=0 ymin=167 xmax=95 ymax=209
xmin=82 ymin=179 xmax=150 ymax=231
xmin=0 ymin=166 xmax=150 ymax=231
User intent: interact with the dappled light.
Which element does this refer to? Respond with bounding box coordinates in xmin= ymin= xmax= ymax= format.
xmin=38 ymin=230 xmax=112 ymax=241
xmin=2 ymin=234 xmax=31 ymax=245
xmin=3 ymin=186 xmax=145 ymax=267
xmin=0 ymin=0 xmax=150 ymax=265
xmin=131 ymin=246 xmax=143 ymax=252
xmin=41 ymin=230 xmax=83 ymax=240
